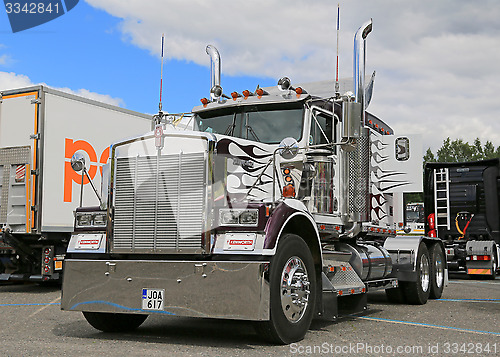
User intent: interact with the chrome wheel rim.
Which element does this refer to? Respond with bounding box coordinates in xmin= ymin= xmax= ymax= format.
xmin=434 ymin=254 xmax=444 ymax=288
xmin=420 ymin=254 xmax=430 ymax=293
xmin=280 ymin=256 xmax=310 ymax=323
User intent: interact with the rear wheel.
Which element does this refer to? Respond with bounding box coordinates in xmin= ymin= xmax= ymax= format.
xmin=83 ymin=312 xmax=148 ymax=332
xmin=429 ymin=244 xmax=445 ymax=299
xmin=487 ymin=253 xmax=497 ymax=280
xmin=254 ymin=234 xmax=316 ymax=344
xmin=403 ymin=242 xmax=431 ymax=305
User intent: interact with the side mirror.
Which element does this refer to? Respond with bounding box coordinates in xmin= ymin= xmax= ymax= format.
xmin=70 ymin=151 xmax=103 ymax=207
xmin=71 ymin=152 xmax=86 ymax=172
xmin=278 ymin=137 xmax=299 ymax=160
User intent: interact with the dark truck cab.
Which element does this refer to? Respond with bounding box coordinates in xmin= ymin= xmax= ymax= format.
xmin=424 ymin=159 xmax=500 ymax=278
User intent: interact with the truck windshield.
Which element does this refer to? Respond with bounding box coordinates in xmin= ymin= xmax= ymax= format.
xmin=405 ymin=210 xmax=420 ymax=222
xmin=194 ymin=104 xmax=304 ymax=144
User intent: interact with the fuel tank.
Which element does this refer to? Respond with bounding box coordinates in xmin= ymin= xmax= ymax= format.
xmin=335 ymin=242 xmax=392 ymax=281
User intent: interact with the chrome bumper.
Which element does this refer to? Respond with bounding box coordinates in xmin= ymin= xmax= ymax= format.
xmin=61 ymin=259 xmax=270 ymax=320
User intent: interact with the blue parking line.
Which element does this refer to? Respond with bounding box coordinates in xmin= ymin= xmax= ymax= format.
xmin=357 ymin=316 xmax=500 ymax=336
xmin=437 ymin=298 xmax=500 ymax=303
xmin=0 ymin=302 xmax=61 ymax=307
xmin=449 ymin=280 xmax=499 ymax=285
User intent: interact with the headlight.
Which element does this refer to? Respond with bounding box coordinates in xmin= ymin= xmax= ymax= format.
xmin=219 ymin=209 xmax=258 ymax=226
xmin=75 ymin=212 xmax=107 ymax=229
xmin=76 ymin=213 xmax=92 ymax=227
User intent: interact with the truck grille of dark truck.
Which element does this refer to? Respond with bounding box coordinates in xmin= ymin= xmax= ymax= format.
xmin=112 ymin=152 xmax=206 ymax=253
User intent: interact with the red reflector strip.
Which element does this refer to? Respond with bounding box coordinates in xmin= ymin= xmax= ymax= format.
xmin=15 ymin=165 xmax=26 ymax=182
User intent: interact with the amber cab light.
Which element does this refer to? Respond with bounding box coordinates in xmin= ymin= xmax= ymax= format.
xmin=295 ymin=87 xmax=303 ymax=95
xmin=282 ymin=185 xmax=296 ymax=198
xmin=200 ymin=98 xmax=209 ymax=105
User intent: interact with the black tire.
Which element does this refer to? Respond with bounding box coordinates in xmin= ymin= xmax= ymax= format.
xmin=403 ymin=242 xmax=431 ymax=305
xmin=429 ymin=244 xmax=445 ymax=299
xmin=83 ymin=311 xmax=148 ymax=332
xmin=254 ymin=234 xmax=316 ymax=344
xmin=385 ymin=286 xmax=406 ymax=304
xmin=486 ymin=253 xmax=497 ymax=280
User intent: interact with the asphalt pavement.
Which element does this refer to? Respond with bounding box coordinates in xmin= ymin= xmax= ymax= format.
xmin=0 ymin=272 xmax=498 ymax=356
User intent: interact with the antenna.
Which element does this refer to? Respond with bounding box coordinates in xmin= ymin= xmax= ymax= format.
xmin=159 ymin=33 xmax=165 ymax=112
xmin=335 ymin=3 xmax=340 ymax=97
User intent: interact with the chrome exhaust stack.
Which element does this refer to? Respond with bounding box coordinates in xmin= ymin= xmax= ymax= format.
xmin=353 ymin=19 xmax=372 ymax=118
xmin=206 ymin=45 xmax=223 ymax=101
xmin=340 ymin=20 xmax=373 ymax=228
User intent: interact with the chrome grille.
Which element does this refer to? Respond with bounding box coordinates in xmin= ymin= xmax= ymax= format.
xmin=112 ymin=152 xmax=206 ymax=253
xmin=348 ymin=132 xmax=370 ymax=221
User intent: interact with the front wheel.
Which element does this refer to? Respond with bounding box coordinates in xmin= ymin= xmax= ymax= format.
xmin=83 ymin=311 xmax=148 ymax=332
xmin=255 ymin=234 xmax=316 ymax=344
xmin=403 ymin=242 xmax=431 ymax=305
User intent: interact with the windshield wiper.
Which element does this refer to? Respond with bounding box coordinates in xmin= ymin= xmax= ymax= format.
xmin=246 ymin=125 xmax=261 ymax=142
xmin=224 ymin=113 xmax=237 ymax=136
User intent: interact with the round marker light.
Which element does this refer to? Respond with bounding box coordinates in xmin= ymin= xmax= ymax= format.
xmin=200 ymin=98 xmax=209 ymax=105
xmin=256 ymin=88 xmax=264 ymax=96
xmin=295 ymin=87 xmax=303 ymax=95
xmin=282 ymin=184 xmax=296 ymax=198
xmin=242 ymin=90 xmax=251 ymax=98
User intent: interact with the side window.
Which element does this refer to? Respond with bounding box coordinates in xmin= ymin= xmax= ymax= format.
xmin=309 ymin=112 xmax=333 ymax=146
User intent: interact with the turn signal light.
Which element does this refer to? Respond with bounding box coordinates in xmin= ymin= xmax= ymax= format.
xmin=282 ymin=184 xmax=296 ymax=198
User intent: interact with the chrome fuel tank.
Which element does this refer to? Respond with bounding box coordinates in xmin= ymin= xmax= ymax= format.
xmin=336 ymin=242 xmax=392 ymax=281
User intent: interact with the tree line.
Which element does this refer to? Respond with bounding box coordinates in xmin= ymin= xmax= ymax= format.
xmin=404 ymin=138 xmax=500 ymax=204
xmin=424 ymin=137 xmax=500 ymax=163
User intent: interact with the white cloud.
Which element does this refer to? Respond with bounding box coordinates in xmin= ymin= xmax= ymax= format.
xmin=0 ymin=71 xmax=124 ymax=107
xmin=84 ymin=0 xmax=500 ymax=151
xmin=0 ymin=71 xmax=33 ymax=89
xmin=0 ymin=54 xmax=12 ymax=66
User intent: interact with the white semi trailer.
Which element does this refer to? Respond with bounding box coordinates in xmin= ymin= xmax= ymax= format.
xmin=61 ymin=20 xmax=447 ymax=344
xmin=0 ymin=86 xmax=152 ymax=282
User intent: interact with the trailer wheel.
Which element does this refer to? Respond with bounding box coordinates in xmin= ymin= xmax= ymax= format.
xmin=83 ymin=312 xmax=148 ymax=332
xmin=403 ymin=242 xmax=431 ymax=305
xmin=254 ymin=234 xmax=316 ymax=344
xmin=429 ymin=244 xmax=445 ymax=299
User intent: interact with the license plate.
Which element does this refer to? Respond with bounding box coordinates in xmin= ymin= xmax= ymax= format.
xmin=142 ymin=288 xmax=164 ymax=311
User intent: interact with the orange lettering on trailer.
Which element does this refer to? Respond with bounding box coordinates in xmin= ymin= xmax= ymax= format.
xmin=99 ymin=146 xmax=110 ymax=176
xmin=64 ymin=138 xmax=109 ymax=203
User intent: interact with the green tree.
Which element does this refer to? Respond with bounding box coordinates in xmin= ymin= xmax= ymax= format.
xmin=425 ymin=137 xmax=500 ymax=163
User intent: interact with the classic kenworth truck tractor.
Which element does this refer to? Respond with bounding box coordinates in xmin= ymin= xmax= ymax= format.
xmin=61 ymin=20 xmax=447 ymax=344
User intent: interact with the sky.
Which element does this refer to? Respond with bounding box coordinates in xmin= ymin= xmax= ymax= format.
xmin=1 ymin=0 xmax=499 ymax=152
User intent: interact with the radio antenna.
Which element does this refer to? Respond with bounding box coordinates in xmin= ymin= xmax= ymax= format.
xmin=159 ymin=33 xmax=165 ymax=112
xmin=335 ymin=4 xmax=340 ymax=97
